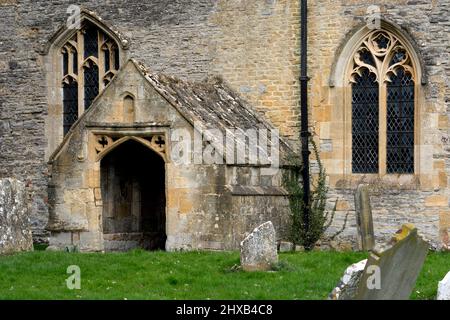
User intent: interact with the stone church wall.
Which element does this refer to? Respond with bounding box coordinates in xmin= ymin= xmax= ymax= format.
xmin=308 ymin=0 xmax=449 ymax=249
xmin=0 ymin=0 xmax=448 ymax=249
xmin=0 ymin=0 xmax=300 ymax=239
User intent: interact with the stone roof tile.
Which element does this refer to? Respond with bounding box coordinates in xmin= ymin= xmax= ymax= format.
xmin=133 ymin=59 xmax=296 ymax=165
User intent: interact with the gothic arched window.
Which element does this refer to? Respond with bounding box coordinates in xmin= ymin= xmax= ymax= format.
xmin=60 ymin=22 xmax=121 ymax=135
xmin=350 ymin=30 xmax=416 ymax=174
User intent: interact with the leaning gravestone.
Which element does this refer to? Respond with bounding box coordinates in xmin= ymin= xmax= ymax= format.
xmin=355 ymin=223 xmax=428 ymax=300
xmin=437 ymin=271 xmax=450 ymax=300
xmin=240 ymin=221 xmax=278 ymax=271
xmin=354 ymin=184 xmax=375 ymax=251
xmin=0 ymin=178 xmax=33 ymax=254
xmin=329 ymin=224 xmax=428 ymax=300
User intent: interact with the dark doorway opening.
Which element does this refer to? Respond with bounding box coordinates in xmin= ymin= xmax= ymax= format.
xmin=101 ymin=139 xmax=166 ymax=251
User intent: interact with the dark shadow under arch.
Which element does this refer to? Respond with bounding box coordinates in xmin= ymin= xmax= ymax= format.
xmin=101 ymin=140 xmax=166 ymax=251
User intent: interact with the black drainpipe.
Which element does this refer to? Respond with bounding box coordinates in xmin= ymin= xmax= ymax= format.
xmin=300 ymin=0 xmax=311 ymax=233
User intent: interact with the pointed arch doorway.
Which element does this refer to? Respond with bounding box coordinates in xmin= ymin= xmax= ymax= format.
xmin=100 ymin=139 xmax=166 ymax=251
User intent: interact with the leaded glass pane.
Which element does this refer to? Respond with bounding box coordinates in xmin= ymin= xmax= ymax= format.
xmin=359 ymin=48 xmax=375 ymax=66
xmin=84 ymin=64 xmax=99 ymax=109
xmin=374 ymin=33 xmax=390 ymax=49
xmin=104 ymin=48 xmax=110 ymax=72
xmin=62 ymin=50 xmax=68 ymax=76
xmin=390 ymin=49 xmax=406 ymax=66
xmin=386 ymin=68 xmax=414 ymax=173
xmin=352 ymin=69 xmax=379 ymax=173
xmin=63 ymin=80 xmax=78 ymax=136
xmin=73 ymin=52 xmax=78 ymax=75
xmin=84 ymin=26 xmax=98 ymax=59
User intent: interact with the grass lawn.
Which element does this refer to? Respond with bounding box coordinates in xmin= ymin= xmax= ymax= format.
xmin=0 ymin=249 xmax=447 ymax=300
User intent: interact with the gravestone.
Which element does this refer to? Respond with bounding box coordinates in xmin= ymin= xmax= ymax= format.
xmin=354 ymin=184 xmax=375 ymax=251
xmin=329 ymin=259 xmax=367 ymax=300
xmin=240 ymin=221 xmax=278 ymax=271
xmin=0 ymin=178 xmax=33 ymax=254
xmin=437 ymin=271 xmax=450 ymax=300
xmin=355 ymin=224 xmax=428 ymax=300
xmin=279 ymin=241 xmax=294 ymax=252
xmin=329 ymin=224 xmax=428 ymax=300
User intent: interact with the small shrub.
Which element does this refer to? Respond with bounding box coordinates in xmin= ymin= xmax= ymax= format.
xmin=33 ymin=244 xmax=48 ymax=251
xmin=283 ymin=137 xmax=349 ymax=251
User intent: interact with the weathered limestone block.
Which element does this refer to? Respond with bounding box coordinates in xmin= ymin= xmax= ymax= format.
xmin=240 ymin=221 xmax=278 ymax=271
xmin=354 ymin=184 xmax=375 ymax=251
xmin=437 ymin=271 xmax=450 ymax=300
xmin=46 ymin=190 xmax=90 ymax=233
xmin=328 ymin=259 xmax=367 ymax=300
xmin=0 ymin=178 xmax=33 ymax=254
xmin=279 ymin=241 xmax=294 ymax=252
xmin=355 ymin=224 xmax=428 ymax=300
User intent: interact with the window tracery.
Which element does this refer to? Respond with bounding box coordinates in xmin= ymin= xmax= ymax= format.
xmin=350 ymin=30 xmax=415 ymax=174
xmin=61 ymin=22 xmax=121 ymax=135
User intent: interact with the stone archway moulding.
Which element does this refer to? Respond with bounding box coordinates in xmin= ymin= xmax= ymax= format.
xmin=94 ymin=134 xmax=167 ymax=162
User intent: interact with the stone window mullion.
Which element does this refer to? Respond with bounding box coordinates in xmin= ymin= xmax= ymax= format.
xmin=379 ymin=81 xmax=387 ymax=175
xmin=98 ymin=31 xmax=105 ymax=92
xmin=77 ymin=30 xmax=84 ymax=118
xmin=67 ymin=47 xmax=73 ymax=76
xmin=109 ymin=45 xmax=114 ymax=73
